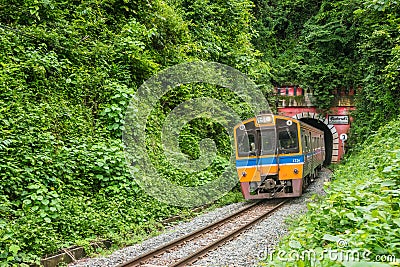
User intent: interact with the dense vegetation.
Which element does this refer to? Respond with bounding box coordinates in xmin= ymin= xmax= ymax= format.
xmin=0 ymin=0 xmax=399 ymax=266
xmin=262 ymin=117 xmax=400 ymax=266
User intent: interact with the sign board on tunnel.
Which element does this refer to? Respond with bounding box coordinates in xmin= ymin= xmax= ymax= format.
xmin=328 ymin=115 xmax=349 ymax=125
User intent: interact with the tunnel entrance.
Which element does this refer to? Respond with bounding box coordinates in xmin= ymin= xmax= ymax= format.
xmin=299 ymin=118 xmax=333 ymax=166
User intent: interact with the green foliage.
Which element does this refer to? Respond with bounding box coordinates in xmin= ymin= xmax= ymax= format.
xmin=98 ymin=82 xmax=134 ymax=137
xmin=0 ymin=0 xmax=258 ymax=265
xmin=145 ymin=83 xmax=254 ymax=188
xmin=261 ymin=117 xmax=400 ymax=266
xmin=3 ymin=0 xmax=399 ymax=264
xmin=349 ymin=0 xmax=400 ymax=146
xmin=254 ymin=0 xmax=360 ymax=111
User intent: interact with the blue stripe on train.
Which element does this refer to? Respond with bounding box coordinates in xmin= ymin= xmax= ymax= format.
xmin=236 ymin=155 xmax=304 ymax=167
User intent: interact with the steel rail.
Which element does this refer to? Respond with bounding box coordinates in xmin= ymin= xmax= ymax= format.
xmin=170 ymin=199 xmax=288 ymax=267
xmin=117 ymin=200 xmax=262 ymax=267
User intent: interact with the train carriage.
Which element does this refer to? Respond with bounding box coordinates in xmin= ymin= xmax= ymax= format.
xmin=234 ymin=113 xmax=325 ymax=199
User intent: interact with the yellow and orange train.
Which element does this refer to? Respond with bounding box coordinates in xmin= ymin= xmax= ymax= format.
xmin=234 ymin=113 xmax=325 ymax=199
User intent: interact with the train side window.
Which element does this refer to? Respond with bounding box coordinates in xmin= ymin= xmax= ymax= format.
xmin=311 ymin=136 xmax=313 ymax=151
xmin=304 ymin=134 xmax=308 ymax=152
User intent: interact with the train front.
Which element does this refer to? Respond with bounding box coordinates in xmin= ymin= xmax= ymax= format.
xmin=234 ymin=114 xmax=304 ymax=199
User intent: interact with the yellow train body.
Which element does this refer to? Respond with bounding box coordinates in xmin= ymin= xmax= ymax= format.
xmin=234 ymin=114 xmax=325 ymax=199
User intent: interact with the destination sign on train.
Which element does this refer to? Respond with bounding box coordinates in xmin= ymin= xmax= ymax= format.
xmin=256 ymin=115 xmax=273 ymax=124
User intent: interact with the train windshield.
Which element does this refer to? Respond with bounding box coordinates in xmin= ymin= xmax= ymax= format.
xmin=236 ymin=120 xmax=257 ymax=157
xmin=276 ymin=119 xmax=299 ymax=154
xmin=236 ymin=131 xmax=256 ymax=157
xmin=260 ymin=128 xmax=275 ymax=155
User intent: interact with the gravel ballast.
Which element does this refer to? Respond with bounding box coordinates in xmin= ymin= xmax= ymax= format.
xmin=69 ymin=168 xmax=331 ymax=267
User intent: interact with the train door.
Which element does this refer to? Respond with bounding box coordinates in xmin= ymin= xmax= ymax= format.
xmin=259 ymin=127 xmax=277 ymax=177
xmin=275 ymin=119 xmax=300 ymax=180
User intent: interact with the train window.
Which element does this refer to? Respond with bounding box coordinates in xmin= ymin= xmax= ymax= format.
xmin=304 ymin=135 xmax=307 ymax=152
xmin=276 ymin=119 xmax=299 ymax=154
xmin=237 ymin=132 xmax=256 ymax=157
xmin=303 ymin=132 xmax=308 ymax=153
xmin=236 ymin=121 xmax=257 ymax=157
xmin=260 ymin=128 xmax=275 ymax=155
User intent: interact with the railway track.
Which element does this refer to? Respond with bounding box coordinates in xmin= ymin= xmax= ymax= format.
xmin=117 ymin=199 xmax=288 ymax=267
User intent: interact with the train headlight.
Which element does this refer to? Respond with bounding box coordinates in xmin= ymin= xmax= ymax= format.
xmin=294 ymin=168 xmax=299 ymax=174
xmin=242 ymin=171 xmax=247 ymax=177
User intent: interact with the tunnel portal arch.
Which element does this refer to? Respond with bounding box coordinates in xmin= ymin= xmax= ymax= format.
xmin=292 ymin=112 xmax=339 ymax=165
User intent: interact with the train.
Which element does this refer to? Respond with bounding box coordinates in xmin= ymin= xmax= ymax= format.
xmin=234 ymin=113 xmax=325 ymax=199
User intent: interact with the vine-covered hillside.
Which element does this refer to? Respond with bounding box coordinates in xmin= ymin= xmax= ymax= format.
xmin=0 ymin=0 xmax=399 ymax=265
